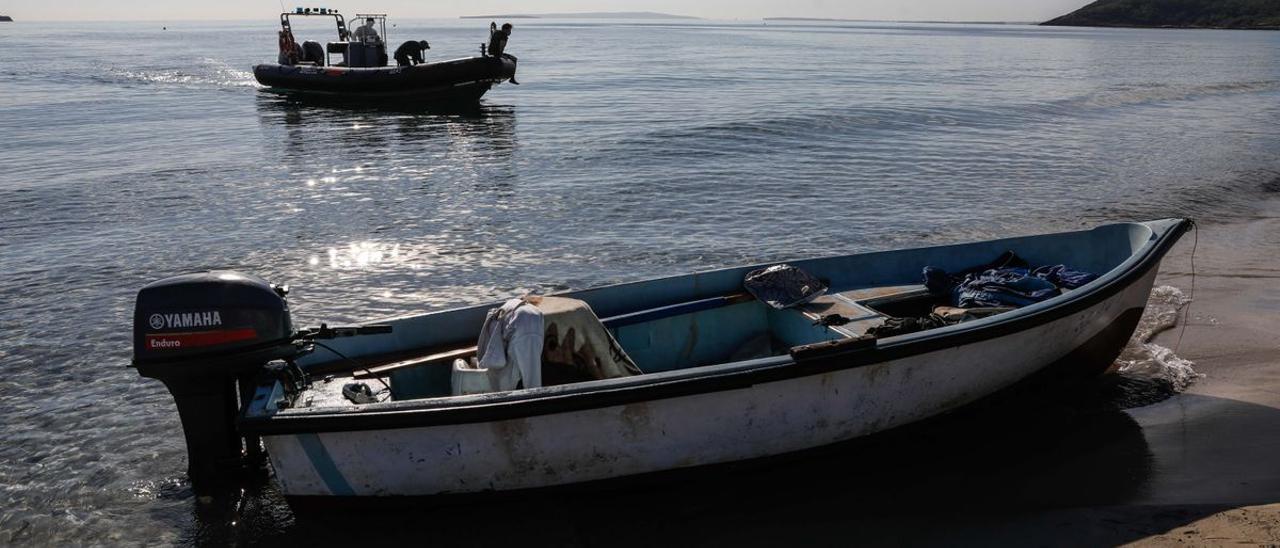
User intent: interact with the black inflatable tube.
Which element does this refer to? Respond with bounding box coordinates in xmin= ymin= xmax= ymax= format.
xmin=253 ymin=56 xmax=516 ymax=98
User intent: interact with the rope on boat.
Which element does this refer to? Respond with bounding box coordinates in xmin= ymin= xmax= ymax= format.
xmin=1175 ymin=220 xmax=1198 ymax=353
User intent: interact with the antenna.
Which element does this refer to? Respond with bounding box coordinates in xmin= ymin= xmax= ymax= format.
xmin=278 ymin=0 xmax=286 ymax=12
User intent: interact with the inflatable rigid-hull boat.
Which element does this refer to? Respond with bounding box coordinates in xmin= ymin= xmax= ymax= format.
xmin=132 ymin=219 xmax=1190 ymax=506
xmin=253 ymin=56 xmax=516 ymax=100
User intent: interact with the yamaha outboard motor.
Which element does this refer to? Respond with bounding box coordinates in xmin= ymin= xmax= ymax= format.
xmin=133 ymin=271 xmax=298 ymax=495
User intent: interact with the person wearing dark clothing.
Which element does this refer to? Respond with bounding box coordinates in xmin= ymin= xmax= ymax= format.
xmin=488 ymin=22 xmax=519 ymax=84
xmin=277 ymin=30 xmax=308 ymax=65
xmin=488 ymin=22 xmax=510 ymax=56
xmin=394 ymin=40 xmax=430 ymax=67
xmin=353 ymin=18 xmax=381 ymax=44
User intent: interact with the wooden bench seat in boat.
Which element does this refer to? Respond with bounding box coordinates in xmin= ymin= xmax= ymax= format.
xmin=792 ymin=284 xmax=931 ymax=338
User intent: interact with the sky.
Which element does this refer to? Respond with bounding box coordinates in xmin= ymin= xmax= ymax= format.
xmin=2 ymin=0 xmax=1091 ymax=23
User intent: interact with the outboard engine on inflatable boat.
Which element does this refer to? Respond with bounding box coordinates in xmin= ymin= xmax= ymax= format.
xmin=132 ymin=271 xmax=298 ymax=495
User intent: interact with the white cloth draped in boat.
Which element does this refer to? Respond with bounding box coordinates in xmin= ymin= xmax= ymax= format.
xmin=472 ymin=298 xmax=545 ymax=392
xmin=536 ymin=296 xmax=641 ymax=384
xmin=452 ymin=296 xmax=640 ymax=396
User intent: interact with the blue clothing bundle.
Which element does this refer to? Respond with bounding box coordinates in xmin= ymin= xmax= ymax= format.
xmin=954 ymin=267 xmax=1060 ymax=308
xmin=923 ymin=252 xmax=1099 ymax=309
xmin=1031 ymin=264 xmax=1099 ymax=290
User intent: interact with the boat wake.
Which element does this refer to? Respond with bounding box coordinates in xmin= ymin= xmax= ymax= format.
xmin=1115 ymin=285 xmax=1201 ymax=391
xmin=98 ymin=58 xmax=258 ymax=90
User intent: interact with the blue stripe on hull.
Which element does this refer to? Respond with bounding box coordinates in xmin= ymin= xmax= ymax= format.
xmin=298 ymin=433 xmax=356 ymax=496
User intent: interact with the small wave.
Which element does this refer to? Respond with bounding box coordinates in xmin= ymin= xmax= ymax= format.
xmin=1079 ymin=168 xmax=1280 ymax=227
xmin=621 ymin=80 xmax=1280 ymax=158
xmin=127 ymin=476 xmax=189 ymax=501
xmin=594 ymin=103 xmax=1028 ymax=164
xmin=1261 ymin=174 xmax=1280 ymax=193
xmin=1051 ymin=80 xmax=1280 ymax=112
xmin=1115 ymin=285 xmax=1202 ymax=392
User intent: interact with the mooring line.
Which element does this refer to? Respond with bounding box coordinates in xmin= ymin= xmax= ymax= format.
xmin=1175 ymin=220 xmax=1198 ymax=353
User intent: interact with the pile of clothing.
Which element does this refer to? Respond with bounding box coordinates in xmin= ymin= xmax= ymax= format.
xmin=867 ymin=251 xmax=1098 ymax=338
xmin=924 ymin=251 xmax=1098 ymax=308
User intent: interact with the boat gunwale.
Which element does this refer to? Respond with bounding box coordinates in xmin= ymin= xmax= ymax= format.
xmin=240 ymin=219 xmax=1190 ymax=435
xmin=253 ymin=55 xmax=511 ymax=74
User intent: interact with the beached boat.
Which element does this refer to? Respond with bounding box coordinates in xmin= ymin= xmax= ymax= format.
xmin=133 ymin=219 xmax=1189 ymax=505
xmin=253 ymin=9 xmax=516 ymax=101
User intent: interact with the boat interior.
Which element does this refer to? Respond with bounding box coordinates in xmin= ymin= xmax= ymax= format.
xmin=280 ymin=10 xmax=391 ymax=68
xmin=272 ymin=221 xmax=1165 ymax=410
xmin=287 ymin=285 xmax=930 ymax=409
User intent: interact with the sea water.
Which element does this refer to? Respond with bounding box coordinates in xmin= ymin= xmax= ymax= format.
xmin=1 ymin=19 xmax=1279 ymax=544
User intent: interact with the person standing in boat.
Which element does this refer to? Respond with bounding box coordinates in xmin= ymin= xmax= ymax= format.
xmin=277 ymin=30 xmax=301 ymax=65
xmin=394 ymin=40 xmax=430 ymax=67
xmin=487 ymin=22 xmax=519 ymax=84
xmin=354 ymin=17 xmax=381 ymax=43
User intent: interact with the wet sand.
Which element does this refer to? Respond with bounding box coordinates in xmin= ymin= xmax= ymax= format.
xmin=1099 ymin=213 xmax=1280 ymax=544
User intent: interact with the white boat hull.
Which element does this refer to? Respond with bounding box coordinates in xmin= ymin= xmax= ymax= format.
xmin=262 ymin=266 xmax=1158 ymax=498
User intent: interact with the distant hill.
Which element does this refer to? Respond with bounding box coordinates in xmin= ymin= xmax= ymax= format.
xmin=461 ymin=12 xmax=698 ymax=20
xmin=1043 ymin=0 xmax=1280 ymax=29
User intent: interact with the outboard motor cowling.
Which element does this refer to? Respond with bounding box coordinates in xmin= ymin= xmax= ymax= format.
xmin=301 ymin=40 xmax=325 ymax=66
xmin=133 ymin=271 xmax=298 ymax=495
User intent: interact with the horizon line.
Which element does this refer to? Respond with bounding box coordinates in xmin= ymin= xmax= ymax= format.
xmin=1 ymin=15 xmax=1039 ymax=25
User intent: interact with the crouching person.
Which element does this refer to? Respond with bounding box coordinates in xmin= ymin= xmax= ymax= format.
xmin=394 ymin=40 xmax=430 ymax=67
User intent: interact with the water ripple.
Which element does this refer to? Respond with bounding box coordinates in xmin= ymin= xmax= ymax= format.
xmin=2 ymin=19 xmax=1280 ymax=545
